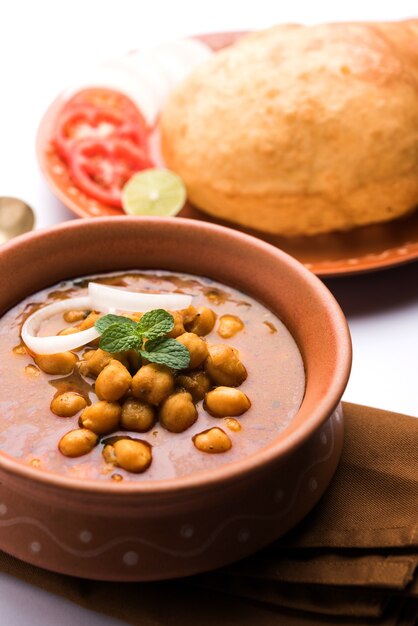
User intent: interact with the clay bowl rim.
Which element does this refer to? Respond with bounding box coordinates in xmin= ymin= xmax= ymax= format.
xmin=0 ymin=216 xmax=352 ymax=497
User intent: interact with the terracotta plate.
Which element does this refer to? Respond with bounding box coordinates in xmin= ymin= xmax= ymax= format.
xmin=36 ymin=31 xmax=418 ymax=278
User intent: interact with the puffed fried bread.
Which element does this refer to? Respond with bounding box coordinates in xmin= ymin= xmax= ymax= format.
xmin=161 ymin=21 xmax=418 ymax=236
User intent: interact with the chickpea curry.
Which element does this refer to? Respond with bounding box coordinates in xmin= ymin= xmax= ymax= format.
xmin=0 ymin=272 xmax=305 ymax=482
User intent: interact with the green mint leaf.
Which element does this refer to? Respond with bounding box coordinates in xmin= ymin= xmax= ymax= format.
xmin=99 ymin=324 xmax=140 ymax=353
xmin=140 ymin=337 xmax=190 ymax=370
xmin=137 ymin=309 xmax=174 ymax=341
xmin=95 ymin=314 xmax=137 ymax=334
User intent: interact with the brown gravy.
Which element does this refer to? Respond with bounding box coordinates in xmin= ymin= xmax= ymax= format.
xmin=0 ymin=271 xmax=305 ymax=482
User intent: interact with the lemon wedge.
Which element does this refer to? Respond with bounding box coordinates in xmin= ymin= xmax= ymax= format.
xmin=122 ymin=168 xmax=186 ymax=217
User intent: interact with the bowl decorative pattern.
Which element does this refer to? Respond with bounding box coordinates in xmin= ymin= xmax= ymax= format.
xmin=0 ymin=407 xmax=342 ymax=580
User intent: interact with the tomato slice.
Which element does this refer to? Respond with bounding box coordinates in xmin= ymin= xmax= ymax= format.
xmin=54 ymin=103 xmax=147 ymax=161
xmin=65 ymin=87 xmax=143 ymax=123
xmin=68 ymin=137 xmax=153 ymax=208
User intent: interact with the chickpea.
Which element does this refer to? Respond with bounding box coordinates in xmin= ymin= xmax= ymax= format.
xmin=132 ymin=363 xmax=174 ymax=405
xmin=78 ymin=311 xmax=101 ymax=330
xmin=121 ymin=398 xmax=155 ymax=432
xmin=34 ymin=352 xmax=77 ymax=375
xmin=204 ymin=344 xmax=247 ymax=387
xmin=25 ymin=364 xmax=40 ymax=378
xmin=217 ymin=315 xmax=244 ymax=339
xmin=50 ymin=392 xmax=87 ymax=417
xmin=12 ymin=344 xmax=26 ymax=355
xmin=159 ymin=391 xmax=197 ymax=433
xmin=125 ymin=348 xmax=141 ymax=374
xmin=103 ymin=438 xmax=152 ymax=473
xmin=79 ymin=348 xmax=111 ymax=377
xmin=176 ymin=332 xmax=208 ymax=369
xmin=83 ymin=349 xmax=96 ymax=361
xmin=224 ymin=417 xmax=242 ymax=432
xmin=79 ymin=400 xmax=121 ymax=434
xmin=204 ymin=387 xmax=251 ymax=417
xmin=63 ymin=310 xmax=88 ymax=323
xmin=95 ymin=360 xmax=132 ymax=402
xmin=205 ymin=288 xmax=227 ymax=305
xmin=79 ymin=349 xmax=128 ymax=378
xmin=167 ymin=311 xmax=186 ymax=338
xmin=58 ymin=326 xmax=81 ymax=336
xmin=58 ymin=428 xmax=98 ymax=457
xmin=176 ymin=371 xmax=212 ymax=402
xmin=181 ymin=305 xmax=197 ymax=326
xmin=193 ymin=428 xmax=232 ymax=453
xmin=186 ymin=306 xmax=217 ymax=336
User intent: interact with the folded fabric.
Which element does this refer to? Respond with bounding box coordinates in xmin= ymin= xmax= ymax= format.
xmin=194 ymin=575 xmax=392 ymax=617
xmin=0 ymin=402 xmax=417 ymax=625
xmin=271 ymin=403 xmax=418 ymax=550
xmin=0 ymin=550 xmax=414 ymax=626
xmin=193 ymin=403 xmax=418 ymax=623
xmin=226 ymin=552 xmax=418 ymax=589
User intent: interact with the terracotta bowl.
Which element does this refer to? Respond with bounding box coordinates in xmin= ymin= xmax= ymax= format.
xmin=0 ymin=217 xmax=351 ymax=581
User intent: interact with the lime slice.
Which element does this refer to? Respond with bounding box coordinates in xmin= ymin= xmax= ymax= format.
xmin=122 ymin=168 xmax=187 ymax=217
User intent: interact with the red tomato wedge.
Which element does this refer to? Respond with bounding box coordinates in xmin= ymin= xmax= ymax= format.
xmin=68 ymin=137 xmax=153 ymax=208
xmin=54 ymin=103 xmax=147 ymax=161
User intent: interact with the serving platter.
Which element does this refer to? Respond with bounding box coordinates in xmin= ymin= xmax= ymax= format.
xmin=36 ymin=31 xmax=418 ymax=278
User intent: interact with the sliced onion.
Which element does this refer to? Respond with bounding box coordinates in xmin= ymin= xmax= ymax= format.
xmin=21 ymin=296 xmax=99 ymax=355
xmin=21 ymin=285 xmax=193 ymax=355
xmin=65 ymin=39 xmax=213 ymax=126
xmin=89 ymin=282 xmax=192 ymax=312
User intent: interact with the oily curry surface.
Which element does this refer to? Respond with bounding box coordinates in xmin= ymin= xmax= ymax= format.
xmin=0 ymin=271 xmax=305 ymax=482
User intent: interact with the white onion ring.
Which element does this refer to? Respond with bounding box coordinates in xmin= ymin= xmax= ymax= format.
xmin=21 ymin=285 xmax=193 ymax=355
xmin=21 ymin=296 xmax=99 ymax=355
xmin=88 ymin=282 xmax=192 ymax=312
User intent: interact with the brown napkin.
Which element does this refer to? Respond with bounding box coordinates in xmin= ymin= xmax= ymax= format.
xmin=1 ymin=402 xmax=417 ymax=625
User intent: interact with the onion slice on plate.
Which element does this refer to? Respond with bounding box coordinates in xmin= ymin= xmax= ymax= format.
xmin=64 ymin=39 xmax=213 ymax=126
xmin=21 ymin=285 xmax=193 ymax=355
xmin=88 ymin=282 xmax=192 ymax=312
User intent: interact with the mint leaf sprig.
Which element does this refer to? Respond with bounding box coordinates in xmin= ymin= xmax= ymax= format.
xmin=94 ymin=309 xmax=190 ymax=370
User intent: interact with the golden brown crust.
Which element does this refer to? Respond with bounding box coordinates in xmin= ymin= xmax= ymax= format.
xmin=161 ymin=20 xmax=418 ymax=236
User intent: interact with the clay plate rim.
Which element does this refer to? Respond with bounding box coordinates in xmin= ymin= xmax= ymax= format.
xmin=0 ymin=216 xmax=351 ymax=497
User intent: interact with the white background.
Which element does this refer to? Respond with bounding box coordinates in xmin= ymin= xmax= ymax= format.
xmin=0 ymin=1 xmax=417 ymax=624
